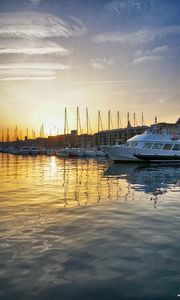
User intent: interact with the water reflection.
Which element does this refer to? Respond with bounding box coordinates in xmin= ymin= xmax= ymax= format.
xmin=104 ymin=164 xmax=180 ymax=207
xmin=0 ymin=154 xmax=179 ymax=210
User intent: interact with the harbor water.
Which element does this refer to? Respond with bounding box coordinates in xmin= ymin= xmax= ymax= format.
xmin=0 ymin=153 xmax=180 ymax=300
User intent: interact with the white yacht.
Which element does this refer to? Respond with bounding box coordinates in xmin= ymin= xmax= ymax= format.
xmin=103 ymin=126 xmax=180 ymax=163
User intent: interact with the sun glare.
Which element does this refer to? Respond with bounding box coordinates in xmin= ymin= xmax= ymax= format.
xmin=33 ymin=103 xmax=64 ymax=136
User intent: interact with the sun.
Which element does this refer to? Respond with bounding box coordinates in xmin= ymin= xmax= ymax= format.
xmin=33 ymin=103 xmax=64 ymax=136
xmin=44 ymin=116 xmax=62 ymax=136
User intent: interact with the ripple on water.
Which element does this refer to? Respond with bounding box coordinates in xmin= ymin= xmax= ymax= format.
xmin=0 ymin=154 xmax=180 ymax=299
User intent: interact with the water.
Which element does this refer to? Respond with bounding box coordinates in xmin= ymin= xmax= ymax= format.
xmin=0 ymin=153 xmax=180 ymax=300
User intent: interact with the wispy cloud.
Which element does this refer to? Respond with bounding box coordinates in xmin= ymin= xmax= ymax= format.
xmin=104 ymin=0 xmax=156 ymax=14
xmin=22 ymin=0 xmax=43 ymax=6
xmin=90 ymin=57 xmax=114 ymax=69
xmin=0 ymin=12 xmax=87 ymax=39
xmin=0 ymin=44 xmax=70 ymax=56
xmin=94 ymin=26 xmax=180 ymax=45
xmin=133 ymin=45 xmax=169 ymax=65
xmin=0 ymin=63 xmax=70 ymax=81
xmin=0 ymin=76 xmax=56 ymax=81
xmin=0 ymin=63 xmax=70 ymax=70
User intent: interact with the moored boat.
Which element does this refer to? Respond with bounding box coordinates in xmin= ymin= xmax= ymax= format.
xmin=69 ymin=148 xmax=84 ymax=157
xmin=56 ymin=148 xmax=70 ymax=157
xmin=30 ymin=146 xmax=39 ymax=155
xmin=19 ymin=146 xmax=30 ymax=155
xmin=103 ymin=124 xmax=180 ymax=163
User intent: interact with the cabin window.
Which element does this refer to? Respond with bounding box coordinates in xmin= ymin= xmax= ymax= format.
xmin=162 ymin=144 xmax=173 ymax=150
xmin=133 ymin=142 xmax=138 ymax=147
xmin=172 ymin=144 xmax=180 ymax=151
xmin=152 ymin=143 xmax=163 ymax=149
xmin=143 ymin=143 xmax=153 ymax=149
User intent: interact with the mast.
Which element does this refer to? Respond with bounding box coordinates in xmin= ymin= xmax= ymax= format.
xmin=42 ymin=124 xmax=44 ymax=138
xmin=117 ymin=111 xmax=119 ymax=128
xmin=6 ymin=128 xmax=10 ymax=142
xmin=77 ymin=106 xmax=79 ymax=134
xmin=98 ymin=110 xmax=103 ymax=132
xmin=77 ymin=106 xmax=82 ymax=135
xmin=2 ymin=129 xmax=4 ymax=142
xmin=133 ymin=113 xmax=136 ymax=127
xmin=86 ymin=107 xmax=89 ymax=135
xmin=64 ymin=107 xmax=67 ymax=135
xmin=14 ymin=125 xmax=18 ymax=140
xmin=98 ymin=111 xmax=100 ymax=133
xmin=127 ymin=112 xmax=131 ymax=127
xmin=108 ymin=110 xmax=111 ymax=131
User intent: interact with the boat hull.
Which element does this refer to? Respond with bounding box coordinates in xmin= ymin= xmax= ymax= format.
xmin=134 ymin=154 xmax=180 ymax=162
xmin=102 ymin=145 xmax=140 ymax=162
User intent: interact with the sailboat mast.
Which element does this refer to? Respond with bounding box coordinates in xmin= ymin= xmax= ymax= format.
xmin=6 ymin=128 xmax=10 ymax=142
xmin=108 ymin=110 xmax=111 ymax=131
xmin=117 ymin=111 xmax=120 ymax=129
xmin=77 ymin=106 xmax=79 ymax=134
xmin=86 ymin=107 xmax=89 ymax=135
xmin=64 ymin=107 xmax=67 ymax=135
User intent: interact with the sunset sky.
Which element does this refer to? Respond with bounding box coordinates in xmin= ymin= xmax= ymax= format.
xmin=0 ymin=0 xmax=180 ymax=138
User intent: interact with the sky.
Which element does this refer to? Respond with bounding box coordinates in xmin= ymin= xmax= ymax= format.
xmin=0 ymin=0 xmax=180 ymax=138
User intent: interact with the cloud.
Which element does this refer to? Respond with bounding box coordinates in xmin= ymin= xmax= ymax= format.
xmin=30 ymin=0 xmax=42 ymax=5
xmin=133 ymin=45 xmax=169 ymax=64
xmin=0 ymin=45 xmax=70 ymax=56
xmin=0 ymin=63 xmax=70 ymax=81
xmin=93 ymin=26 xmax=180 ymax=45
xmin=0 ymin=12 xmax=87 ymax=39
xmin=0 ymin=39 xmax=71 ymax=57
xmin=104 ymin=0 xmax=156 ymax=13
xmin=90 ymin=58 xmax=114 ymax=70
xmin=0 ymin=63 xmax=70 ymax=70
xmin=0 ymin=76 xmax=56 ymax=81
xmin=22 ymin=0 xmax=43 ymax=6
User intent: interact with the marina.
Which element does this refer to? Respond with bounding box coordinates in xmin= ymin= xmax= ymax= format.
xmin=0 ymin=0 xmax=180 ymax=299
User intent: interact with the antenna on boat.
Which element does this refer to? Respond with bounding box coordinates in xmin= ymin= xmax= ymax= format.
xmin=141 ymin=112 xmax=144 ymax=126
xmin=155 ymin=116 xmax=157 ymax=124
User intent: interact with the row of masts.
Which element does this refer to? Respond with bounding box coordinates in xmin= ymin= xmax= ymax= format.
xmin=1 ymin=108 xmax=146 ymax=142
